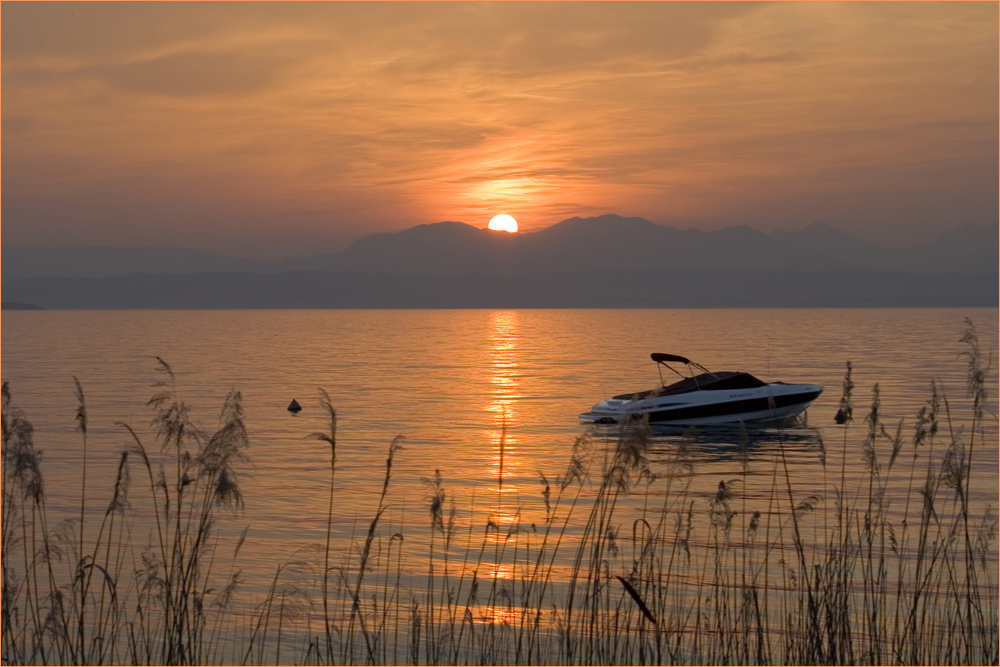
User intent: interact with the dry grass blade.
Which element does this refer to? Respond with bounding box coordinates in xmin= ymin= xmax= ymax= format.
xmin=615 ymin=575 xmax=657 ymax=625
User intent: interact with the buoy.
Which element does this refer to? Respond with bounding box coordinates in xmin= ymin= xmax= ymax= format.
xmin=288 ymin=399 xmax=302 ymax=414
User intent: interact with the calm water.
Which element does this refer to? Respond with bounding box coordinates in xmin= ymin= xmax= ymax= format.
xmin=3 ymin=309 xmax=997 ymax=557
xmin=2 ymin=308 xmax=997 ymax=656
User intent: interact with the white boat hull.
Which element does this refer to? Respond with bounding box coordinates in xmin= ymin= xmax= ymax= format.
xmin=580 ymin=383 xmax=823 ymax=426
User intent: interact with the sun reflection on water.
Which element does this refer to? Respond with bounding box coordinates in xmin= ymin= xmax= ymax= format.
xmin=484 ymin=562 xmax=515 ymax=580
xmin=479 ymin=605 xmax=519 ymax=625
xmin=486 ymin=311 xmax=521 ymax=541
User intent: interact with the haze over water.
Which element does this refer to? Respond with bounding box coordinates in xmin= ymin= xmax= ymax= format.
xmin=3 ymin=308 xmax=996 ymax=595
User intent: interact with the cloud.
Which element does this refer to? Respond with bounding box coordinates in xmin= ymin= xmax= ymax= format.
xmin=2 ymin=116 xmax=32 ymax=135
xmin=2 ymin=2 xmax=996 ymax=257
xmin=80 ymin=50 xmax=296 ymax=98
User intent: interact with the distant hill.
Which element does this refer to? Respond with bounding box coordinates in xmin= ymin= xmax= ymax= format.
xmin=273 ymin=216 xmax=844 ymax=275
xmin=902 ymin=223 xmax=1000 ymax=273
xmin=5 ymin=216 xmax=997 ymax=281
xmin=3 ymin=216 xmax=996 ymax=308
xmin=770 ymin=221 xmax=898 ymax=269
xmin=4 ymin=268 xmax=995 ymax=310
xmin=3 ymin=245 xmax=267 ymax=280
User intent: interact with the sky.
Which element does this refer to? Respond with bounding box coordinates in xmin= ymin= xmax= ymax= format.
xmin=3 ymin=2 xmax=997 ymax=259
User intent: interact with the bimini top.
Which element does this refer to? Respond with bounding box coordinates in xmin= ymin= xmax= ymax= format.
xmin=650 ymin=353 xmax=690 ymax=365
xmin=650 ymin=352 xmax=713 ymax=377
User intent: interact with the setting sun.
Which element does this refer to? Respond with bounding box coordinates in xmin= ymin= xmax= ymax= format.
xmin=488 ymin=214 xmax=518 ymax=233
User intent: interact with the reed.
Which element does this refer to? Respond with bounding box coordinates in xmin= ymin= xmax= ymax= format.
xmin=1 ymin=322 xmax=996 ymax=665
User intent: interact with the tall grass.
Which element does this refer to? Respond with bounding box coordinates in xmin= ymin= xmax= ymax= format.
xmin=1 ymin=321 xmax=996 ymax=665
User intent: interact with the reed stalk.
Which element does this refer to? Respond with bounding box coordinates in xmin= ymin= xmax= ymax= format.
xmin=1 ymin=323 xmax=997 ymax=666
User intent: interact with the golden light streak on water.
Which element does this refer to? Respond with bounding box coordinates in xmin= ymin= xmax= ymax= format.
xmin=485 ymin=310 xmax=522 ymax=543
xmin=479 ymin=605 xmax=519 ymax=625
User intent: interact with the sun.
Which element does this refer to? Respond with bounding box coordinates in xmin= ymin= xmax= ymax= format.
xmin=488 ymin=214 xmax=518 ymax=233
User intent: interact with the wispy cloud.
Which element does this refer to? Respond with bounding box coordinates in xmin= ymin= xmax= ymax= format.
xmin=2 ymin=2 xmax=996 ymax=257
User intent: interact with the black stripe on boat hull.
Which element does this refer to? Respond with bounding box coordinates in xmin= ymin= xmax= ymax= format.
xmin=647 ymin=391 xmax=822 ymax=423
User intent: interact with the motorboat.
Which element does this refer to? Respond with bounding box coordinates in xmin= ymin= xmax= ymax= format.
xmin=580 ymin=353 xmax=823 ymax=425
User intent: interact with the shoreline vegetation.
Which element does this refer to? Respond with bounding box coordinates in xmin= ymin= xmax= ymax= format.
xmin=2 ymin=320 xmax=997 ymax=666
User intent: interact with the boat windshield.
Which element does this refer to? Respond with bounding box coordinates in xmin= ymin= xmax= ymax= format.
xmin=660 ymin=371 xmax=767 ymax=395
xmin=613 ymin=371 xmax=766 ymax=400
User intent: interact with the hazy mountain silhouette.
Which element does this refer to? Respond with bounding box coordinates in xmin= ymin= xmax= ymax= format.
xmin=903 ymin=222 xmax=1000 ymax=273
xmin=770 ymin=221 xmax=897 ymax=268
xmin=3 ymin=215 xmax=995 ymax=308
xmin=3 ymin=245 xmax=266 ymax=280
xmin=5 ymin=268 xmax=995 ymax=310
xmin=274 ymin=220 xmax=521 ymax=274
xmin=273 ymin=216 xmax=844 ymax=275
xmin=5 ymin=215 xmax=996 ymax=280
xmin=273 ymin=216 xmax=997 ymax=275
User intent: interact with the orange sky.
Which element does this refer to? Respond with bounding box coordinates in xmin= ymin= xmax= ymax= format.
xmin=3 ymin=2 xmax=997 ymax=258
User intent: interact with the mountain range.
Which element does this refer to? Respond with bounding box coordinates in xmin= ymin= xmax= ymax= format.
xmin=4 ymin=216 xmax=998 ymax=280
xmin=3 ymin=216 xmax=996 ymax=309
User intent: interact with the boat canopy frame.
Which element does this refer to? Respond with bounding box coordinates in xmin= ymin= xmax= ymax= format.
xmin=651 ymin=353 xmax=716 ymax=389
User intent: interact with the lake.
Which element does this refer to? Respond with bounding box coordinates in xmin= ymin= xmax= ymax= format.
xmin=2 ymin=308 xmax=997 ymax=664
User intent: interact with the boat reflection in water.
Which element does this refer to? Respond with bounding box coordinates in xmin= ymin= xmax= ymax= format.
xmin=590 ymin=416 xmax=825 ymax=461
